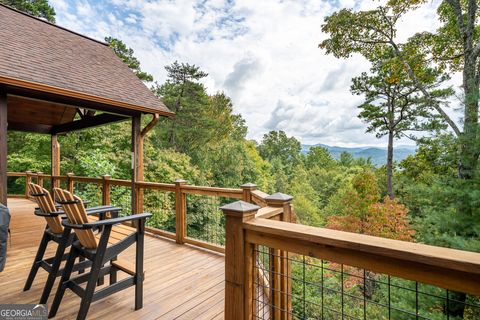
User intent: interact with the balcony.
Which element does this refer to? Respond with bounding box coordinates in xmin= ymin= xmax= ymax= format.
xmin=3 ymin=172 xmax=480 ymax=319
xmin=2 ymin=198 xmax=225 ymax=320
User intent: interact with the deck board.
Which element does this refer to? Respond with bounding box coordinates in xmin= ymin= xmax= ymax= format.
xmin=0 ymin=198 xmax=225 ymax=319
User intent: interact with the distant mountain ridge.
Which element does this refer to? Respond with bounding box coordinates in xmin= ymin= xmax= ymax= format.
xmin=301 ymin=143 xmax=416 ymax=166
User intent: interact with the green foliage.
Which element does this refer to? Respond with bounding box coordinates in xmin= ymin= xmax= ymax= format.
xmin=258 ymin=130 xmax=301 ymax=165
xmin=105 ymin=36 xmax=153 ymax=82
xmin=1 ymin=0 xmax=55 ymax=22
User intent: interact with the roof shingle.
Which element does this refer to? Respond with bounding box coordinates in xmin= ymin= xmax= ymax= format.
xmin=0 ymin=5 xmax=172 ymax=116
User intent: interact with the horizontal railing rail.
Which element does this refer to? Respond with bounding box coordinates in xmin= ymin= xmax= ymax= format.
xmin=6 ymin=171 xmax=274 ymax=255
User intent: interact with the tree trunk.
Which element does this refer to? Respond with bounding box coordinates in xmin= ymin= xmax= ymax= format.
xmin=459 ymin=58 xmax=479 ymax=181
xmin=387 ymin=130 xmax=394 ymax=199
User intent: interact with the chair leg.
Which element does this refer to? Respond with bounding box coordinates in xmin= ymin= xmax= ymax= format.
xmin=77 ymin=252 xmax=105 ymax=320
xmin=135 ymin=224 xmax=145 ymax=310
xmin=49 ymin=247 xmax=78 ymax=318
xmin=110 ymin=257 xmax=117 ymax=285
xmin=24 ymin=231 xmax=50 ymax=291
xmin=78 ymin=256 xmax=85 ymax=274
xmin=40 ymin=229 xmax=70 ymax=304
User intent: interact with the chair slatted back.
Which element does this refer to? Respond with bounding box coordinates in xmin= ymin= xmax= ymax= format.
xmin=29 ymin=183 xmax=63 ymax=234
xmin=54 ymin=188 xmax=98 ymax=249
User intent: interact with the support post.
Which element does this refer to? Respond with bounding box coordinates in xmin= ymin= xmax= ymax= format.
xmin=221 ymin=201 xmax=260 ymax=320
xmin=241 ymin=183 xmax=257 ymax=203
xmin=51 ymin=134 xmax=60 ymax=188
xmin=66 ymin=173 xmax=74 ymax=193
xmin=25 ymin=171 xmax=32 ymax=198
xmin=265 ymin=193 xmax=294 ymax=320
xmin=102 ymin=175 xmax=111 ymax=206
xmin=37 ymin=172 xmax=44 ymax=188
xmin=136 ymin=113 xmax=159 ymax=214
xmin=131 ymin=115 xmax=141 ymax=214
xmin=175 ymin=179 xmax=187 ymax=244
xmin=0 ymin=88 xmax=7 ymax=205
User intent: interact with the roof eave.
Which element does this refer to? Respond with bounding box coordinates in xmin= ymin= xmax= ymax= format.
xmin=0 ymin=75 xmax=174 ymax=117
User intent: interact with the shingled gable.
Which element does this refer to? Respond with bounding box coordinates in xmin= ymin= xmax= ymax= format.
xmin=0 ymin=4 xmax=172 ymax=117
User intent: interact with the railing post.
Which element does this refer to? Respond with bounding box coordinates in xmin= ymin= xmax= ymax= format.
xmin=102 ymin=175 xmax=111 ymax=206
xmin=66 ymin=173 xmax=74 ymax=193
xmin=25 ymin=171 xmax=32 ymax=198
xmin=175 ymin=179 xmax=187 ymax=244
xmin=265 ymin=193 xmax=294 ymax=320
xmin=221 ymin=201 xmax=260 ymax=320
xmin=37 ymin=172 xmax=44 ymax=188
xmin=241 ymin=183 xmax=257 ymax=203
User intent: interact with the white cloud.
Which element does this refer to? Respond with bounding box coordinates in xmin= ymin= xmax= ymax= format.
xmin=50 ymin=0 xmax=458 ymax=147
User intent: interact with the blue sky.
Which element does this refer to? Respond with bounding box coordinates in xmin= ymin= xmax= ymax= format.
xmin=49 ymin=0 xmax=450 ymax=147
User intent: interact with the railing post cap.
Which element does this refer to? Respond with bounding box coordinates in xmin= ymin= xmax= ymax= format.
xmin=175 ymin=179 xmax=188 ymax=184
xmin=220 ymin=200 xmax=260 ymax=216
xmin=102 ymin=175 xmax=111 ymax=178
xmin=265 ymin=192 xmax=293 ymax=204
xmin=241 ymin=183 xmax=257 ymax=189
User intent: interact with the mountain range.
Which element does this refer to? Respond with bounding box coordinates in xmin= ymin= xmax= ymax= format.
xmin=301 ymin=144 xmax=417 ymax=166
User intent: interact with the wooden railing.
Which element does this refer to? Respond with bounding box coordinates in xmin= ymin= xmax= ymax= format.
xmin=9 ymin=171 xmax=480 ymax=319
xmin=219 ymin=199 xmax=480 ymax=319
xmin=6 ymin=171 xmax=247 ymax=254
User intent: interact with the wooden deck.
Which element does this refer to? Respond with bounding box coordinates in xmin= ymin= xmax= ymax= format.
xmin=0 ymin=198 xmax=225 ymax=319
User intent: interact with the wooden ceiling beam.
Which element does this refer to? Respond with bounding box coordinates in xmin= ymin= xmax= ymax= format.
xmin=8 ymin=121 xmax=52 ymax=133
xmin=5 ymin=85 xmax=141 ymax=117
xmin=51 ymin=113 xmax=129 ymax=135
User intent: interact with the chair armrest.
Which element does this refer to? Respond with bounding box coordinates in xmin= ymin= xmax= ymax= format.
xmin=83 ymin=213 xmax=152 ymax=229
xmin=34 ymin=206 xmax=120 ymax=217
xmin=84 ymin=206 xmax=122 ymax=216
xmin=61 ymin=213 xmax=151 ymax=229
xmin=34 ymin=209 xmax=63 ymax=217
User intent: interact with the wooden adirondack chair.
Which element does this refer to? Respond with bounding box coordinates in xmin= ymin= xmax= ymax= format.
xmin=49 ymin=188 xmax=151 ymax=320
xmin=24 ymin=183 xmax=121 ymax=304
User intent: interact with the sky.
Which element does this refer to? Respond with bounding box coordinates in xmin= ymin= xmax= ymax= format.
xmin=48 ymin=0 xmax=455 ymax=147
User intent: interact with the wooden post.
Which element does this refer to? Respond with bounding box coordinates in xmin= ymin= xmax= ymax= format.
xmin=241 ymin=183 xmax=257 ymax=203
xmin=135 ymin=113 xmax=158 ymax=215
xmin=265 ymin=193 xmax=294 ymax=320
xmin=37 ymin=172 xmax=44 ymax=188
xmin=66 ymin=173 xmax=74 ymax=193
xmin=175 ymin=179 xmax=187 ymax=244
xmin=102 ymin=175 xmax=111 ymax=206
xmin=0 ymin=88 xmax=7 ymax=206
xmin=51 ymin=134 xmax=60 ymax=188
xmin=221 ymin=201 xmax=260 ymax=320
xmin=25 ymin=171 xmax=32 ymax=198
xmin=132 ymin=115 xmax=141 ymax=214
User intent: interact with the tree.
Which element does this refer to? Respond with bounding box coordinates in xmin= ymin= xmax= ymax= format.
xmin=1 ymin=0 xmax=55 ymax=22
xmin=351 ymin=49 xmax=451 ymax=198
xmin=319 ymin=1 xmax=479 ymax=182
xmin=258 ymin=130 xmax=301 ymax=165
xmin=304 ymin=146 xmax=336 ymax=169
xmin=105 ymin=37 xmax=153 ymax=82
xmin=153 ymin=61 xmax=210 ymax=151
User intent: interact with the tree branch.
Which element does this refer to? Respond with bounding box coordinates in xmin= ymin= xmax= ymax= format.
xmin=389 ymin=41 xmax=462 ymax=136
xmin=446 ymin=0 xmax=466 ymax=35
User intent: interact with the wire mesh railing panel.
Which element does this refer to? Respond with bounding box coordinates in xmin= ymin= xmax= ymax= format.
xmin=73 ymin=182 xmax=101 ymax=207
xmin=110 ymin=185 xmax=132 ymax=215
xmin=7 ymin=175 xmax=26 ymax=196
xmin=186 ymin=194 xmax=233 ymax=246
xmin=143 ymin=188 xmax=176 ymax=233
xmin=252 ymin=246 xmax=480 ymax=320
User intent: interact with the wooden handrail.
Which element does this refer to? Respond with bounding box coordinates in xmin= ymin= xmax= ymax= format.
xmin=244 ymin=217 xmax=480 ymax=296
xmin=6 ymin=171 xmax=261 ymax=255
xmin=181 ymin=185 xmax=243 ymax=198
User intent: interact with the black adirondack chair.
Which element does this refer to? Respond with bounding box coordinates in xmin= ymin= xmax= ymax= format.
xmin=49 ymin=188 xmax=151 ymax=320
xmin=24 ymin=183 xmax=121 ymax=304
